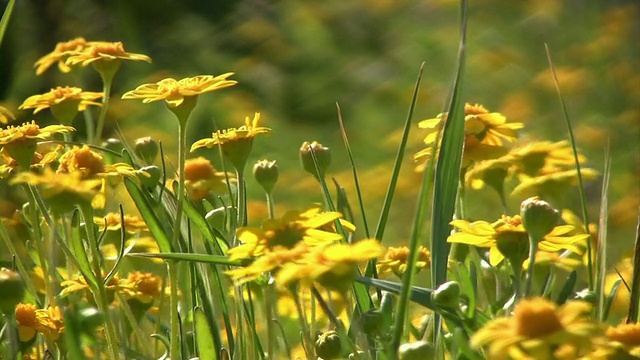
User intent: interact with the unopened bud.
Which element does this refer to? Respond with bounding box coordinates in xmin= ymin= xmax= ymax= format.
xmin=432 ymin=281 xmax=460 ymax=309
xmin=315 ymin=330 xmax=342 ymax=360
xmin=253 ymin=159 xmax=278 ymax=194
xmin=300 ymin=141 xmax=331 ymax=181
xmin=520 ymin=197 xmax=560 ymax=243
xmin=134 ymin=136 xmax=159 ymax=164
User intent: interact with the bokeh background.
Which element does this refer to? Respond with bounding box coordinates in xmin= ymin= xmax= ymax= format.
xmin=1 ymin=0 xmax=638 ymax=261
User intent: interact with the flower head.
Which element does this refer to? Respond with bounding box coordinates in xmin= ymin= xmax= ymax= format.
xmin=471 ymin=297 xmax=603 ymax=359
xmin=448 ymin=215 xmax=588 ymax=266
xmin=228 ymin=207 xmax=346 ymax=260
xmin=35 ymin=306 xmax=65 ymax=341
xmin=596 ymin=323 xmax=640 ymax=358
xmin=65 ymin=41 xmax=151 ymax=68
xmin=19 ymin=86 xmax=103 ymax=123
xmin=376 ymin=246 xmax=431 ymax=278
xmin=277 ymin=239 xmax=384 ymax=293
xmin=119 ymin=271 xmax=162 ymax=304
xmin=226 ymin=243 xmax=309 ymax=284
xmin=511 ymin=168 xmax=599 ymax=198
xmin=509 ymin=141 xmax=585 ymax=178
xmin=191 ymin=112 xmax=272 ymax=171
xmin=122 ymin=74 xmax=236 ymax=108
xmin=0 ymin=106 xmax=15 ymax=125
xmin=93 ymin=212 xmax=148 ymax=233
xmin=183 ymin=156 xmax=235 ymax=200
xmin=15 ymin=303 xmax=38 ymax=342
xmin=415 ymin=103 xmax=523 ymax=169
xmin=0 ymin=121 xmax=74 ymax=168
xmin=34 ymin=37 xmax=88 ymax=75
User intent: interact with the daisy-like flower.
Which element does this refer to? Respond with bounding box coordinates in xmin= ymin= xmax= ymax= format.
xmin=415 ymin=103 xmax=523 ymax=169
xmin=464 ymin=153 xmax=515 ymax=190
xmin=377 ymin=246 xmax=431 ymax=278
xmin=604 ymin=257 xmax=633 ymax=315
xmin=511 ymin=168 xmax=600 ymax=198
xmin=0 ymin=121 xmax=74 ymax=168
xmin=509 ymin=141 xmax=585 ymax=179
xmin=34 ymin=37 xmax=88 ymax=75
xmin=277 ymin=239 xmax=385 ymax=293
xmin=227 ymin=243 xmax=309 ymax=284
xmin=15 ymin=303 xmax=39 ymax=342
xmin=93 ymin=212 xmax=148 ymax=233
xmin=60 ymin=272 xmax=120 ymax=304
xmin=227 ymin=207 xmax=346 ymax=260
xmin=34 ymin=305 xmax=65 ymax=341
xmin=19 ymin=86 xmax=103 ymax=125
xmin=119 ymin=271 xmax=162 ymax=305
xmin=65 ymin=41 xmax=151 ymax=68
xmin=522 ymin=251 xmax=583 ymax=272
xmin=0 ymin=144 xmax=62 ymax=176
xmin=592 ymin=323 xmax=640 ymax=358
xmin=190 ymin=112 xmax=272 ymax=171
xmin=182 ymin=156 xmax=236 ymax=201
xmin=10 ymin=168 xmax=101 ymax=213
xmin=562 ymin=209 xmax=598 ymax=266
xmin=448 ymin=215 xmax=588 ymax=267
xmin=471 ymin=297 xmax=603 ymax=359
xmin=122 ymin=73 xmax=236 ymax=108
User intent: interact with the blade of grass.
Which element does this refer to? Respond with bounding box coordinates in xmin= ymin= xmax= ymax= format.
xmin=595 ymin=144 xmax=611 ymax=320
xmin=69 ymin=209 xmax=100 ymax=291
xmin=127 ymin=252 xmax=244 ymax=266
xmin=629 ymin=213 xmax=640 ymax=323
xmin=124 ymin=177 xmax=173 ymax=253
xmin=194 ymin=306 xmax=218 ymax=360
xmin=355 ymin=276 xmax=435 ymax=310
xmin=544 ymin=43 xmax=593 ymax=290
xmin=556 ymin=271 xmax=577 ymax=305
xmin=0 ymin=0 xmax=16 ymax=48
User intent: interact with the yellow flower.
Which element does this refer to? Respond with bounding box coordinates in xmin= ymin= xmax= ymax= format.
xmin=93 ymin=212 xmax=148 ymax=233
xmin=226 ymin=243 xmax=309 ymax=284
xmin=509 ymin=141 xmax=585 ymax=178
xmin=448 ymin=215 xmax=588 ymax=266
xmin=60 ymin=273 xmax=120 ymax=304
xmin=595 ymin=323 xmax=640 ymax=358
xmin=183 ymin=156 xmax=236 ymax=200
xmin=10 ymin=168 xmax=101 ymax=213
xmin=228 ymin=207 xmax=345 ymax=260
xmin=57 ymin=145 xmax=106 ymax=177
xmin=0 ymin=105 xmax=15 ymax=125
xmin=65 ymin=41 xmax=151 ymax=67
xmin=604 ymin=257 xmax=633 ymax=316
xmin=464 ymin=154 xmax=515 ymax=190
xmin=562 ymin=209 xmax=598 ymax=266
xmin=34 ymin=37 xmax=89 ymax=75
xmin=122 ymin=73 xmax=236 ymax=108
xmin=15 ymin=303 xmax=38 ymax=342
xmin=119 ymin=271 xmax=162 ymax=304
xmin=471 ymin=297 xmax=603 ymax=359
xmin=511 ymin=168 xmax=600 ymax=198
xmin=522 ymin=251 xmax=583 ymax=272
xmin=277 ymin=239 xmax=384 ymax=293
xmin=190 ymin=112 xmax=272 ymax=171
xmin=0 ymin=145 xmax=62 ymax=175
xmin=415 ymin=103 xmax=523 ymax=169
xmin=377 ymin=246 xmax=431 ymax=278
xmin=0 ymin=121 xmax=74 ymax=168
xmin=34 ymin=306 xmax=65 ymax=341
xmin=18 ymin=86 xmax=103 ymax=116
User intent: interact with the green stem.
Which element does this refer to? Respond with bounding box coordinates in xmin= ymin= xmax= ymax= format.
xmin=291 ymin=290 xmax=315 ymax=359
xmin=236 ymin=169 xmax=246 ymax=228
xmin=80 ymin=205 xmax=120 ymax=360
xmin=523 ymin=237 xmax=539 ymax=297
xmin=266 ymin=192 xmax=275 ymax=220
xmin=93 ymin=71 xmax=114 ymax=145
xmin=24 ymin=185 xmax=54 ymax=306
xmin=168 ymin=262 xmax=181 ymax=360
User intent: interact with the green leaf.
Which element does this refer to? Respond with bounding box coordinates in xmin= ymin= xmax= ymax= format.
xmin=596 ymin=147 xmax=611 ymax=320
xmin=195 ymin=306 xmax=218 ymax=360
xmin=556 ymin=271 xmax=577 ymax=305
xmin=127 ymin=252 xmax=244 ymax=266
xmin=629 ymin=215 xmax=640 ymax=323
xmin=124 ymin=177 xmax=173 ymax=253
xmin=69 ymin=209 xmax=99 ymax=290
xmin=0 ymin=0 xmax=16 ymax=49
xmin=182 ymin=192 xmax=229 ymax=254
xmin=603 ymin=279 xmax=622 ymax=321
xmin=63 ymin=308 xmax=89 ymax=360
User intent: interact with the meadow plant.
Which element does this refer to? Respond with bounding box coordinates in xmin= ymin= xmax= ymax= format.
xmin=0 ymin=2 xmax=638 ymax=360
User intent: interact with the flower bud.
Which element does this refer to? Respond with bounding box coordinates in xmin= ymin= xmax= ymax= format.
xmin=138 ymin=165 xmax=162 ymax=189
xmin=520 ymin=197 xmax=560 ymax=242
xmin=398 ymin=340 xmax=435 ymax=360
xmin=300 ymin=141 xmax=331 ymax=181
xmin=315 ymin=330 xmax=342 ymax=360
xmin=253 ymin=159 xmax=278 ymax=194
xmin=134 ymin=136 xmax=159 ymax=164
xmin=0 ymin=268 xmax=25 ymax=314
xmin=359 ymin=309 xmax=385 ymax=336
xmin=494 ymin=230 xmax=529 ymax=268
xmin=432 ymin=281 xmax=460 ymax=309
xmin=101 ymin=138 xmax=123 ymax=154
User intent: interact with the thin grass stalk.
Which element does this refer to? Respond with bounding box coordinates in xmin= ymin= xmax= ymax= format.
xmin=0 ymin=221 xmax=39 ymax=300
xmin=80 ymin=205 xmax=121 ymax=360
xmin=544 ymin=44 xmax=594 ymax=291
xmin=629 ymin=213 xmax=640 ymax=323
xmin=24 ymin=185 xmax=53 ymax=305
xmin=0 ymin=0 xmax=16 ymax=48
xmin=389 ymin=62 xmax=426 ymax=357
xmin=596 ymin=146 xmax=611 ymax=320
xmin=266 ymin=192 xmax=275 ymax=219
xmin=93 ymin=69 xmax=115 ymax=144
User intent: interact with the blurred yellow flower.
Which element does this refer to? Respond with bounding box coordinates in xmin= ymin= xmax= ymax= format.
xmin=60 ymin=272 xmax=120 ymax=304
xmin=595 ymin=323 xmax=640 ymax=358
xmin=511 ymin=168 xmax=599 ymax=198
xmin=34 ymin=37 xmax=88 ymax=75
xmin=0 ymin=145 xmax=62 ymax=176
xmin=0 ymin=121 xmax=74 ymax=145
xmin=561 ymin=209 xmax=598 ymax=266
xmin=122 ymin=73 xmax=236 ymax=108
xmin=119 ymin=271 xmax=163 ymax=304
xmin=522 ymin=251 xmax=583 ymax=272
xmin=93 ymin=212 xmax=148 ymax=233
xmin=510 ymin=141 xmax=584 ymax=178
xmin=415 ymin=103 xmax=523 ymax=168
xmin=19 ymin=86 xmax=103 ymax=115
xmin=34 ymin=305 xmax=65 ymax=341
xmin=226 ymin=243 xmax=309 ymax=284
xmin=15 ymin=303 xmax=38 ymax=342
xmin=604 ymin=257 xmax=633 ymax=316
xmin=183 ymin=156 xmax=236 ymax=200
xmin=471 ymin=297 xmax=602 ymax=359
xmin=448 ymin=215 xmax=588 ymax=266
xmin=464 ymin=154 xmax=514 ymax=190
xmin=228 ymin=207 xmax=346 ymax=260
xmin=277 ymin=239 xmax=384 ymax=292
xmin=65 ymin=41 xmax=151 ymax=67
xmin=377 ymin=245 xmax=431 ymax=277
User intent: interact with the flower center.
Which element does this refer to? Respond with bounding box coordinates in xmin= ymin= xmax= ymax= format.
xmin=607 ymin=323 xmax=640 ymax=346
xmin=514 ymin=298 xmax=564 ymax=338
xmin=91 ymin=42 xmax=125 ymax=56
xmin=264 ymin=222 xmax=306 ymax=249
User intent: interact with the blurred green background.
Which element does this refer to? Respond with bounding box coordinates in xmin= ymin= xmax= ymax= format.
xmin=1 ymin=0 xmax=638 ymax=260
